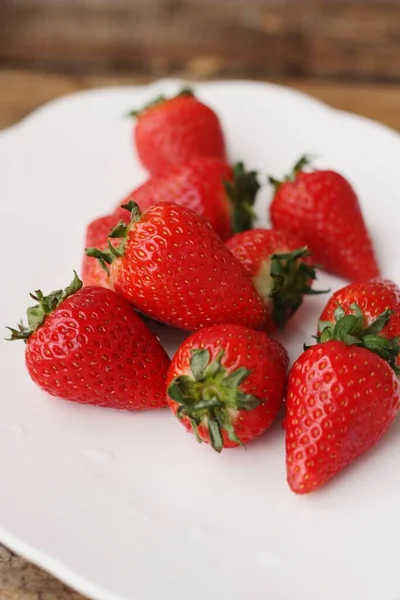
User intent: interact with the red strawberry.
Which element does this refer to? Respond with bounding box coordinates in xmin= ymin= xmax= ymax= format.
xmin=7 ymin=273 xmax=170 ymax=410
xmin=114 ymin=158 xmax=260 ymax=241
xmin=166 ymin=324 xmax=288 ymax=451
xmin=85 ymin=202 xmax=267 ymax=331
xmin=285 ymin=307 xmax=400 ymax=494
xmin=319 ymin=278 xmax=400 ymax=366
xmin=269 ymin=156 xmax=380 ymax=282
xmin=226 ymin=228 xmax=324 ymax=329
xmin=82 ymin=213 xmax=129 ymax=289
xmin=131 ymin=89 xmax=225 ymax=176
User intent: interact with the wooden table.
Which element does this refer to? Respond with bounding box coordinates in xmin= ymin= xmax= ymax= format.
xmin=1 ymin=68 xmax=399 ymax=599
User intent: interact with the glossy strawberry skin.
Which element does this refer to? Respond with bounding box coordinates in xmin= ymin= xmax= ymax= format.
xmin=25 ymin=287 xmax=170 ymax=410
xmin=285 ymin=341 xmax=400 ymax=494
xmin=111 ymin=203 xmax=267 ymax=331
xmin=319 ymin=278 xmax=400 ymax=360
xmin=167 ymin=324 xmax=288 ymax=448
xmin=115 ymin=158 xmax=234 ymax=240
xmin=270 ymin=170 xmax=379 ymax=281
xmin=226 ymin=228 xmax=312 ymax=326
xmin=134 ymin=95 xmax=226 ymax=176
xmin=82 ymin=214 xmax=129 ymax=289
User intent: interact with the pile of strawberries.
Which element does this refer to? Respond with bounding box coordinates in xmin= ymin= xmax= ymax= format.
xmin=9 ymin=89 xmax=400 ymax=494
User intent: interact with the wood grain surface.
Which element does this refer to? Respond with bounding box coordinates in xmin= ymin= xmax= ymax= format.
xmin=0 ymin=68 xmax=399 ymax=599
xmin=1 ymin=1 xmax=400 ymax=81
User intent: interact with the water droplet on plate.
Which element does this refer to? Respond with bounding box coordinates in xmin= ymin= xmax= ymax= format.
xmin=80 ymin=448 xmax=114 ymax=463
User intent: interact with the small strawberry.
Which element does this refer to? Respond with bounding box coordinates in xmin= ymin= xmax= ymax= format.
xmin=319 ymin=278 xmax=400 ymax=366
xmin=166 ymin=324 xmax=288 ymax=451
xmin=85 ymin=202 xmax=267 ymax=331
xmin=7 ymin=273 xmax=170 ymax=410
xmin=130 ymin=89 xmax=225 ymax=176
xmin=114 ymin=158 xmax=260 ymax=241
xmin=269 ymin=156 xmax=380 ymax=282
xmin=285 ymin=306 xmax=400 ymax=494
xmin=226 ymin=228 xmax=325 ymax=329
xmin=82 ymin=213 xmax=129 ymax=289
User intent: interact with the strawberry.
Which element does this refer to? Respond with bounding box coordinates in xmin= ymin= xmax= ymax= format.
xmin=114 ymin=158 xmax=260 ymax=241
xmin=285 ymin=306 xmax=400 ymax=494
xmin=166 ymin=324 xmax=288 ymax=451
xmin=130 ymin=89 xmax=225 ymax=176
xmin=319 ymin=278 xmax=400 ymax=366
xmin=85 ymin=202 xmax=267 ymax=331
xmin=269 ymin=156 xmax=380 ymax=282
xmin=82 ymin=213 xmax=129 ymax=289
xmin=7 ymin=273 xmax=170 ymax=410
xmin=226 ymin=228 xmax=324 ymax=329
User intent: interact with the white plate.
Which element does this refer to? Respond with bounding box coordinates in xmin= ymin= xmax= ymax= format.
xmin=1 ymin=80 xmax=400 ymax=600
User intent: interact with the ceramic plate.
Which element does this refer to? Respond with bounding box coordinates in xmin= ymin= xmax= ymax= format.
xmin=1 ymin=80 xmax=400 ymax=600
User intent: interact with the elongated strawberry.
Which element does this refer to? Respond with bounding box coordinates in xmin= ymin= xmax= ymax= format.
xmin=7 ymin=273 xmax=170 ymax=410
xmin=226 ymin=228 xmax=325 ymax=329
xmin=114 ymin=158 xmax=260 ymax=241
xmin=131 ymin=89 xmax=225 ymax=176
xmin=82 ymin=213 xmax=129 ymax=289
xmin=286 ymin=306 xmax=400 ymax=494
xmin=166 ymin=324 xmax=288 ymax=451
xmin=269 ymin=156 xmax=380 ymax=281
xmin=85 ymin=202 xmax=267 ymax=331
xmin=318 ymin=278 xmax=400 ymax=366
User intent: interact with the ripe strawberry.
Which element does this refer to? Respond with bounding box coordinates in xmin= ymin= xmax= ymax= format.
xmin=114 ymin=158 xmax=260 ymax=241
xmin=269 ymin=156 xmax=380 ymax=282
xmin=86 ymin=202 xmax=267 ymax=331
xmin=130 ymin=89 xmax=225 ymax=176
xmin=82 ymin=213 xmax=129 ymax=289
xmin=319 ymin=278 xmax=400 ymax=366
xmin=7 ymin=273 xmax=170 ymax=410
xmin=285 ymin=306 xmax=400 ymax=494
xmin=226 ymin=228 xmax=324 ymax=329
xmin=166 ymin=324 xmax=288 ymax=451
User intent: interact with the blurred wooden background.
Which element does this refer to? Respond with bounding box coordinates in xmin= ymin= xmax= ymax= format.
xmin=0 ymin=1 xmax=400 ymax=598
xmin=1 ymin=0 xmax=400 ymax=80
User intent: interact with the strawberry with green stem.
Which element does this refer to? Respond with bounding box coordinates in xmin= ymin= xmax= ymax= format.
xmin=285 ymin=304 xmax=400 ymax=494
xmin=7 ymin=272 xmax=170 ymax=410
xmin=114 ymin=158 xmax=260 ymax=241
xmin=130 ymin=89 xmax=226 ymax=176
xmin=226 ymin=228 xmax=326 ymax=330
xmin=166 ymin=324 xmax=288 ymax=451
xmin=269 ymin=156 xmax=379 ymax=282
xmin=86 ymin=202 xmax=267 ymax=331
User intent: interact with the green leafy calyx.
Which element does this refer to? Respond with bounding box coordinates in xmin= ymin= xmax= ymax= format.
xmin=84 ymin=201 xmax=142 ymax=275
xmin=318 ymin=304 xmax=400 ymax=374
xmin=269 ymin=246 xmax=327 ymax=329
xmin=167 ymin=348 xmax=260 ymax=452
xmin=6 ymin=271 xmax=82 ymax=343
xmin=268 ymin=154 xmax=314 ymax=191
xmin=127 ymin=88 xmax=194 ymax=118
xmin=223 ymin=162 xmax=260 ymax=234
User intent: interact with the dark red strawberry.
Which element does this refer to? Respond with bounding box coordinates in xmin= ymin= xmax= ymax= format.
xmin=131 ymin=89 xmax=225 ymax=176
xmin=319 ymin=278 xmax=400 ymax=361
xmin=7 ymin=273 xmax=170 ymax=410
xmin=166 ymin=324 xmax=288 ymax=451
xmin=82 ymin=213 xmax=129 ymax=289
xmin=269 ymin=156 xmax=380 ymax=281
xmin=85 ymin=202 xmax=267 ymax=331
xmin=114 ymin=158 xmax=260 ymax=241
xmin=226 ymin=228 xmax=324 ymax=329
xmin=285 ymin=306 xmax=400 ymax=494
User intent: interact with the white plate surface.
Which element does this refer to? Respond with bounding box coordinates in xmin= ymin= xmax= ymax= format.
xmin=1 ymin=80 xmax=400 ymax=600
